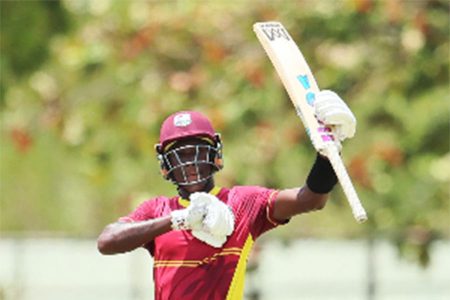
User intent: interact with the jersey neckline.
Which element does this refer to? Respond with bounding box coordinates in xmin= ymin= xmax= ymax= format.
xmin=177 ymin=186 xmax=222 ymax=208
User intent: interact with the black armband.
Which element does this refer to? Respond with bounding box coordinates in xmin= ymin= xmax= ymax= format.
xmin=306 ymin=153 xmax=338 ymax=194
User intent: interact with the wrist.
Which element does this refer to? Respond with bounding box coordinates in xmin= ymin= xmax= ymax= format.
xmin=170 ymin=209 xmax=190 ymax=230
xmin=170 ymin=204 xmax=207 ymax=231
xmin=306 ymin=153 xmax=338 ymax=194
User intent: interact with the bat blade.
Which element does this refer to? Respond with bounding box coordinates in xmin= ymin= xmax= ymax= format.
xmin=253 ymin=21 xmax=368 ymax=223
xmin=253 ymin=22 xmax=326 ymax=152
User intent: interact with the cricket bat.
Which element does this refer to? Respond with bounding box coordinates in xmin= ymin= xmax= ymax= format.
xmin=253 ymin=21 xmax=368 ymax=223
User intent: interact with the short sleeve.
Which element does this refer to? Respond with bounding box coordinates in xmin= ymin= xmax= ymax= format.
xmin=118 ymin=198 xmax=160 ymax=223
xmin=117 ymin=197 xmax=169 ymax=255
xmin=229 ymin=186 xmax=287 ymax=239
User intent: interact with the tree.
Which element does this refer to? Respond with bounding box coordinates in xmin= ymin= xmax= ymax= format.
xmin=1 ymin=0 xmax=448 ymax=267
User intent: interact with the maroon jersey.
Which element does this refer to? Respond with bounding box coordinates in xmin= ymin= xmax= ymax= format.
xmin=119 ymin=186 xmax=286 ymax=300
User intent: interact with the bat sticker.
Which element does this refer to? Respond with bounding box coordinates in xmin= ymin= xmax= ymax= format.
xmin=297 ymin=74 xmax=316 ymax=106
xmin=260 ymin=25 xmax=291 ymax=41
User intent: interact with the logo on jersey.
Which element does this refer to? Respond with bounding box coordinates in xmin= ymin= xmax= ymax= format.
xmin=174 ymin=113 xmax=192 ymax=127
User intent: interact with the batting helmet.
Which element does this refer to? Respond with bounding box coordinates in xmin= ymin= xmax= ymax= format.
xmin=155 ymin=111 xmax=223 ymax=185
xmin=158 ymin=111 xmax=217 ymax=150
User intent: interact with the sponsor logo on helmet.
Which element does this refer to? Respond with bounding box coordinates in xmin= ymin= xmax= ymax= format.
xmin=173 ymin=113 xmax=192 ymax=127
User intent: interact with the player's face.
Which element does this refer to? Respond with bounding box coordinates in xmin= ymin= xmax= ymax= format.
xmin=163 ymin=138 xmax=216 ymax=190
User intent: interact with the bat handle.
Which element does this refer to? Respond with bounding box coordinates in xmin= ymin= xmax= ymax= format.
xmin=323 ymin=145 xmax=368 ymax=223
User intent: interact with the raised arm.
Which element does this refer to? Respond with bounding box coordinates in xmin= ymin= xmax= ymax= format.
xmin=272 ymin=154 xmax=336 ymax=221
xmin=272 ymin=90 xmax=357 ymax=221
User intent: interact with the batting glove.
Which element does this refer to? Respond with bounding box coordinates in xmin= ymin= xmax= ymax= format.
xmin=314 ymin=90 xmax=356 ymax=142
xmin=170 ymin=198 xmax=209 ymax=231
xmin=190 ymin=192 xmax=235 ymax=248
xmin=192 ymin=231 xmax=228 ymax=248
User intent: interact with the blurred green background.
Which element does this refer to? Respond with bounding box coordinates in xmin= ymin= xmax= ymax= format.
xmin=1 ymin=0 xmax=448 ymax=270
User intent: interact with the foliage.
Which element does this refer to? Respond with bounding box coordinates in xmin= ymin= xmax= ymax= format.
xmin=1 ymin=0 xmax=448 ymax=267
xmin=0 ymin=0 xmax=70 ymax=101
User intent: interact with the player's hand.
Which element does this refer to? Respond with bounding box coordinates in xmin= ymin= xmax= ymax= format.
xmin=170 ymin=198 xmax=208 ymax=231
xmin=314 ymin=90 xmax=356 ymax=142
xmin=190 ymin=192 xmax=235 ymax=248
xmin=192 ymin=230 xmax=227 ymax=248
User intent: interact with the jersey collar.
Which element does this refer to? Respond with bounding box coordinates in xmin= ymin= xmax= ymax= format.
xmin=178 ymin=186 xmax=222 ymax=208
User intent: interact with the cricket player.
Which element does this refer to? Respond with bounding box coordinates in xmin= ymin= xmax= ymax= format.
xmin=97 ymin=90 xmax=356 ymax=299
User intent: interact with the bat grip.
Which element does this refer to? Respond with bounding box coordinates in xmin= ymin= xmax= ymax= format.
xmin=324 ymin=145 xmax=368 ymax=223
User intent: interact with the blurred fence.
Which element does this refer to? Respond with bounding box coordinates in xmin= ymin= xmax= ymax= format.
xmin=0 ymin=237 xmax=449 ymax=300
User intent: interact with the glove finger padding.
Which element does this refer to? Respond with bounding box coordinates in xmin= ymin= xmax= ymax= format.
xmin=314 ymin=90 xmax=356 ymax=141
xmin=190 ymin=192 xmax=213 ymax=207
xmin=204 ymin=201 xmax=235 ymax=236
xmin=185 ymin=206 xmax=207 ymax=231
xmin=191 ymin=230 xmax=227 ymax=248
xmin=170 ymin=203 xmax=207 ymax=231
xmin=170 ymin=193 xmax=211 ymax=230
xmin=189 ymin=192 xmax=235 ymax=248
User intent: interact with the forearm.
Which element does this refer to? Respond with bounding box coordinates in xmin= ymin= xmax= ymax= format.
xmin=272 ymin=153 xmax=337 ymax=220
xmin=297 ymin=185 xmax=329 ymax=211
xmin=306 ymin=153 xmax=338 ymax=194
xmin=273 ymin=186 xmax=329 ymax=220
xmin=97 ymin=215 xmax=172 ymax=255
xmin=293 ymin=153 xmax=337 ymax=213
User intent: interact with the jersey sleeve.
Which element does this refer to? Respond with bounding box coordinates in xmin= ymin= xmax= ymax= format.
xmin=230 ymin=186 xmax=288 ymax=240
xmin=117 ymin=197 xmax=167 ymax=255
xmin=118 ymin=198 xmax=160 ymax=223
